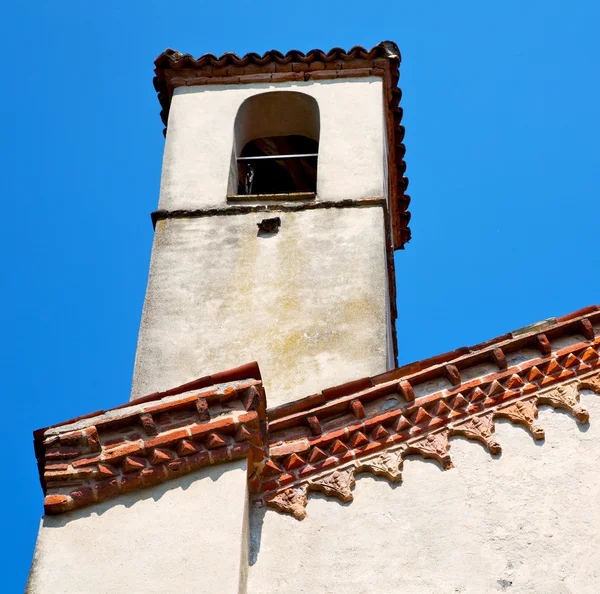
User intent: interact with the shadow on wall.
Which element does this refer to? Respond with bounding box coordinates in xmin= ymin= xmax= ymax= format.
xmin=249 ymin=474 xmax=404 ymax=566
xmin=41 ymin=463 xmax=233 ymax=529
xmin=247 ymin=402 xmax=594 ymax=567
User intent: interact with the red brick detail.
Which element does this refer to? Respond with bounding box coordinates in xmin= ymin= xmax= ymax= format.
xmin=330 ymin=440 xmax=350 ymax=455
xmin=44 ymin=494 xmax=71 ymax=514
xmin=444 ymin=365 xmax=461 ymax=387
xmin=36 ymin=372 xmax=265 ymax=515
xmin=409 ymin=407 xmax=432 ymax=426
xmin=45 ymin=447 xmax=83 ymax=460
xmin=536 ymin=334 xmax=552 ymax=355
xmin=486 ymin=380 xmax=505 ymax=397
xmin=98 ymin=464 xmax=118 ymax=478
xmin=240 ymin=386 xmax=260 ymax=411
xmin=307 ymin=446 xmax=328 ymax=464
xmin=177 ymin=440 xmax=200 ymax=456
xmin=271 ymin=72 xmax=305 ymax=83
xmin=234 ymin=424 xmax=256 ymax=442
xmin=398 ymin=380 xmax=415 ymax=402
xmin=469 ymin=387 xmax=486 ymax=403
xmin=350 ymin=399 xmax=366 ymax=419
xmin=262 ymin=459 xmax=283 ymax=478
xmin=579 ymin=319 xmax=595 ymax=340
xmin=122 ymin=456 xmax=146 ymax=473
xmin=139 ymin=413 xmax=158 ymax=436
xmin=145 ymin=429 xmax=189 ymax=450
xmin=562 ymin=353 xmax=579 ymax=368
xmin=269 ymin=441 xmax=310 ymax=457
xmin=45 ymin=463 xmax=68 ymax=472
xmin=206 ymin=433 xmax=227 ymax=449
xmin=349 ymin=431 xmax=370 ymax=449
xmin=150 ymin=448 xmax=175 ymax=465
xmin=307 ymin=415 xmax=322 ymax=436
xmin=582 ymin=347 xmax=600 ymax=363
xmin=430 ymin=400 xmax=452 ymax=417
xmin=545 ymin=360 xmax=563 ymax=376
xmin=209 ymin=447 xmax=230 ymax=465
xmin=506 ymin=374 xmax=526 ymax=390
xmin=188 ymin=415 xmax=236 ymax=438
xmin=371 ymin=424 xmax=390 ymax=441
xmin=70 ymin=487 xmax=95 ymax=507
xmin=196 ymin=397 xmax=210 ymax=421
xmin=491 ymin=347 xmax=508 ymax=369
xmin=96 ymin=479 xmax=120 ymax=501
xmin=447 ymin=394 xmax=469 ymax=410
xmin=527 ymin=366 xmax=544 ymax=382
xmin=392 ymin=416 xmax=412 ymax=432
xmin=284 ymin=453 xmax=306 ymax=471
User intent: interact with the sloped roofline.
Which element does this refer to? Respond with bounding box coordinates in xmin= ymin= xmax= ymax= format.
xmin=34 ymin=305 xmax=600 ymax=517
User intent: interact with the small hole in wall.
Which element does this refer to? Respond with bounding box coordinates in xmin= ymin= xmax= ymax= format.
xmin=257 ymin=217 xmax=281 ymax=237
xmin=382 ymin=397 xmax=399 ymax=412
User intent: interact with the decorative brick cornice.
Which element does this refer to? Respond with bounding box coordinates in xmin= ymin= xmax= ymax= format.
xmin=153 ymin=41 xmax=410 ymax=250
xmin=253 ymin=307 xmax=600 ymax=519
xmin=34 ymin=307 xmax=600 ymax=518
xmin=35 ymin=363 xmax=267 ymax=514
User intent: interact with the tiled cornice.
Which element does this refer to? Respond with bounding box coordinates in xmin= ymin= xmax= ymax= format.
xmin=253 ymin=307 xmax=600 ymax=519
xmin=35 ymin=363 xmax=267 ymax=515
xmin=34 ymin=307 xmax=600 ymax=519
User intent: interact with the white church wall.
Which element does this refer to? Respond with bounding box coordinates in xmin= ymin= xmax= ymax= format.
xmin=158 ymin=78 xmax=386 ymax=210
xmin=247 ymin=392 xmax=600 ymax=594
xmin=27 ymin=460 xmax=248 ymax=594
xmin=131 ymin=206 xmax=390 ymax=406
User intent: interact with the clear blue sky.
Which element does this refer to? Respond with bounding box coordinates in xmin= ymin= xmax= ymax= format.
xmin=3 ymin=1 xmax=599 ymax=590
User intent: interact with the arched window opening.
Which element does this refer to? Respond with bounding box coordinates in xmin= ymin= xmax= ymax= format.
xmin=229 ymin=92 xmax=320 ymax=199
xmin=238 ymin=135 xmax=318 ymax=195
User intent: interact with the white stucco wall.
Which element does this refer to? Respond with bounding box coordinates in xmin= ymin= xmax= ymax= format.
xmin=27 ymin=460 xmax=248 ymax=594
xmin=131 ymin=206 xmax=389 ymax=406
xmin=159 ymin=78 xmax=386 ymax=209
xmin=248 ymin=392 xmax=600 ymax=594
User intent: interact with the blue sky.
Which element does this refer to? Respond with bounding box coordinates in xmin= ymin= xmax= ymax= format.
xmin=3 ymin=1 xmax=599 ymax=590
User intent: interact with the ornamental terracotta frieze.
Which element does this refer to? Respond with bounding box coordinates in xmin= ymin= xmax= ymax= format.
xmin=34 ymin=363 xmax=267 ymax=514
xmin=249 ymin=307 xmax=600 ymax=519
xmin=259 ymin=373 xmax=599 ymax=520
xmin=34 ymin=306 xmax=600 ymax=518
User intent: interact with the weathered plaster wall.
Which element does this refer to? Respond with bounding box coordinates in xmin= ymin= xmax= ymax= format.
xmin=248 ymin=392 xmax=600 ymax=594
xmin=159 ymin=78 xmax=385 ymax=209
xmin=27 ymin=460 xmax=248 ymax=594
xmin=131 ymin=207 xmax=390 ymax=405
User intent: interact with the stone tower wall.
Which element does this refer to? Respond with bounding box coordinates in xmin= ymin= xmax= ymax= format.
xmin=131 ymin=79 xmax=396 ymax=406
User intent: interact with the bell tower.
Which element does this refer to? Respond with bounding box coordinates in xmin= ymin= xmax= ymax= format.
xmin=132 ymin=41 xmax=410 ymax=407
xmin=27 ymin=42 xmax=411 ymax=594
